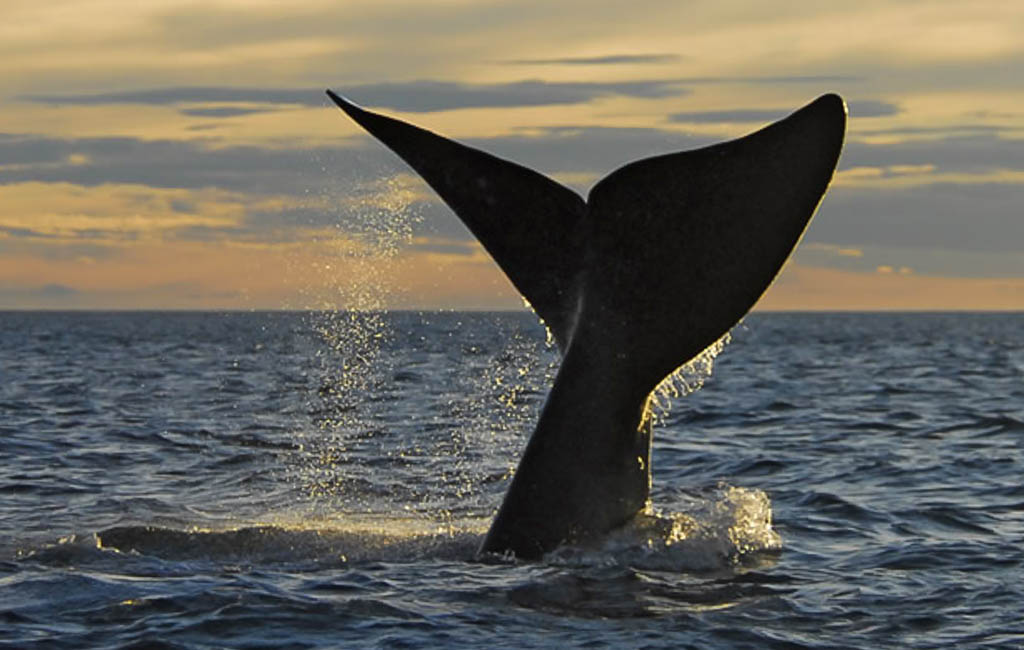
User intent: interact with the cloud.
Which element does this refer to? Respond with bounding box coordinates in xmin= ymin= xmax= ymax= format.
xmin=0 ymin=283 xmax=80 ymax=302
xmin=500 ymin=54 xmax=683 ymax=65
xmin=757 ymin=264 xmax=1024 ymax=311
xmin=346 ymin=80 xmax=687 ymax=112
xmin=668 ymin=99 xmax=899 ymax=123
xmin=0 ymin=225 xmax=59 ymax=240
xmin=855 ymin=124 xmax=1011 ymax=137
xmin=806 ymin=244 xmax=1024 ymax=279
xmin=178 ymin=107 xmax=281 ymax=118
xmin=835 ymin=164 xmax=939 ymax=185
xmin=0 ymin=124 xmax=720 ymax=197
xmin=18 ymin=77 xmax=857 ymax=115
xmin=672 ymin=75 xmax=858 ymax=85
xmin=811 ymin=180 xmax=1024 ymax=256
xmin=23 ymin=87 xmax=323 ymax=107
xmin=802 ymin=243 xmax=864 ymax=258
xmin=874 ymin=265 xmax=912 ymax=275
xmin=407 ymin=237 xmax=478 ymax=256
xmin=37 ymin=283 xmax=78 ymax=297
xmin=847 ymin=100 xmax=902 ymax=118
xmin=0 ymin=134 xmax=355 ymax=195
xmin=840 ymin=134 xmax=1024 ymax=174
xmin=22 ymin=79 xmax=690 ymax=113
xmin=3 ymin=126 xmax=1022 ymax=268
xmin=669 ymin=108 xmax=794 ymax=124
xmin=0 ymin=182 xmax=296 ymax=250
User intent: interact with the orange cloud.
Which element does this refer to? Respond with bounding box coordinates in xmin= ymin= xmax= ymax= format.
xmin=758 ymin=263 xmax=1024 ymax=311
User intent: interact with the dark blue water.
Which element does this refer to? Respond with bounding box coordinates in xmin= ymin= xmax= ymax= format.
xmin=2 ymin=311 xmax=1022 ymax=648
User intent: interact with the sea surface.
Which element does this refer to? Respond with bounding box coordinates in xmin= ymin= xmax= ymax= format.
xmin=1 ymin=310 xmax=1022 ymax=649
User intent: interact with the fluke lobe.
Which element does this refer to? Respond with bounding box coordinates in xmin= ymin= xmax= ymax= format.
xmin=327 ymin=89 xmax=846 ymax=560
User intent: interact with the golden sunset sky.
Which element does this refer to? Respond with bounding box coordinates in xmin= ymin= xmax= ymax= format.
xmin=2 ymin=0 xmax=1022 ymax=310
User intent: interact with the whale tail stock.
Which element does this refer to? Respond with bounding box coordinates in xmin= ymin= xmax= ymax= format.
xmin=328 ymin=90 xmax=847 ymax=558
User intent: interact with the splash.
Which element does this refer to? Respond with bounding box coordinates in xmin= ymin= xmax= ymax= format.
xmin=67 ymin=485 xmax=778 ymax=571
xmin=459 ymin=324 xmax=554 ymax=490
xmin=648 ymin=332 xmax=731 ymax=423
xmin=287 ymin=173 xmax=422 ymax=512
xmin=544 ymin=484 xmax=781 ymax=571
xmin=521 ymin=296 xmax=556 ymax=348
xmin=285 ymin=171 xmax=550 ymax=521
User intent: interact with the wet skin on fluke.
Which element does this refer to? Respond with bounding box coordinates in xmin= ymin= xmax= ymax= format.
xmin=327 ymin=89 xmax=846 ymax=560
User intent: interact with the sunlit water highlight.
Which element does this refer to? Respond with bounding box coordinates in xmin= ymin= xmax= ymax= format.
xmin=2 ymin=311 xmax=1023 ymax=648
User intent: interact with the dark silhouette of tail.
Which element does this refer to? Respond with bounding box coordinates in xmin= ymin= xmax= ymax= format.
xmin=328 ymin=90 xmax=846 ymax=558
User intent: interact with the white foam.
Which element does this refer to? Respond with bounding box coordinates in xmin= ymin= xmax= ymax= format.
xmin=543 ymin=484 xmax=781 ymax=571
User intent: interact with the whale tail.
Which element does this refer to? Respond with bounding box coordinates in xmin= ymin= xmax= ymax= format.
xmin=328 ymin=90 xmax=846 ymax=558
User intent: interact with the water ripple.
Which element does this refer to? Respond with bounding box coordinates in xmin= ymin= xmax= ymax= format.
xmin=0 ymin=311 xmax=1022 ymax=648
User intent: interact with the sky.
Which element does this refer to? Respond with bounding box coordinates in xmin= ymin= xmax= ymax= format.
xmin=1 ymin=0 xmax=1022 ymax=310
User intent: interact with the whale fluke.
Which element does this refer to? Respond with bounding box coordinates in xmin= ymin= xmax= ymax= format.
xmin=328 ymin=89 xmax=846 ymax=559
xmin=328 ymin=90 xmax=585 ymax=349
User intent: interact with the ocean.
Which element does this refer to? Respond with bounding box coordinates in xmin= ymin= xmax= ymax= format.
xmin=1 ymin=310 xmax=1022 ymax=648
